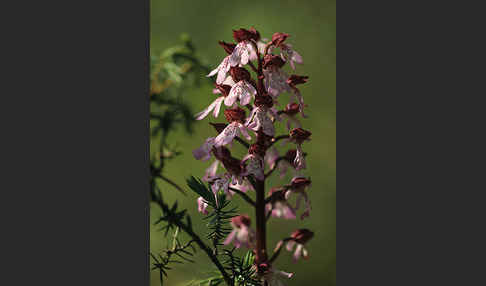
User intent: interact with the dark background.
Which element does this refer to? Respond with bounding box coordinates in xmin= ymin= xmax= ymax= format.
xmin=2 ymin=1 xmax=485 ymax=286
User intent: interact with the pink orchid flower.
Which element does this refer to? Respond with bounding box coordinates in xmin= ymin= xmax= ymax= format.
xmin=194 ymin=84 xmax=233 ymax=120
xmin=214 ymin=108 xmax=252 ymax=147
xmin=289 ymin=128 xmax=311 ymax=171
xmin=285 ymin=177 xmax=312 ymax=219
xmin=229 ymin=41 xmax=258 ymax=67
xmin=286 ymin=229 xmax=314 ymax=262
xmin=263 ymin=68 xmax=291 ymax=98
xmin=266 ymin=188 xmax=297 ymax=220
xmin=280 ymin=103 xmax=302 ymax=130
xmin=223 ymin=214 xmax=255 ymax=249
xmin=246 ymin=106 xmax=275 ymax=137
xmin=241 ymin=153 xmax=265 ymax=181
xmin=225 ymin=80 xmax=257 ymax=107
xmin=207 ymin=55 xmax=231 ymax=85
xmin=192 ymin=137 xmax=216 ymax=161
xmin=280 ymin=43 xmax=303 ymax=70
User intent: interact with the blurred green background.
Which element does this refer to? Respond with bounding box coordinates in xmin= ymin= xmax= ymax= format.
xmin=150 ymin=0 xmax=335 ymax=285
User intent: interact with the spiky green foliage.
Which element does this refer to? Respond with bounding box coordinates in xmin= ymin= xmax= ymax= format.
xmin=151 ymin=228 xmax=197 ymax=285
xmin=223 ymin=249 xmax=261 ymax=286
xmin=150 ymin=34 xmax=211 ymax=171
xmin=150 ymin=36 xmax=213 ymax=285
xmin=186 ymin=177 xmax=237 ymax=252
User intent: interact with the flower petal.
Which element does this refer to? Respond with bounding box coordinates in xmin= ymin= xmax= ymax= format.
xmin=216 ymin=56 xmax=230 ymax=84
xmin=278 ymin=270 xmax=294 ymax=279
xmin=302 ymin=247 xmax=309 ymax=259
xmin=223 ymin=229 xmax=237 ymax=245
xmin=192 ymin=137 xmax=215 ymax=161
xmin=195 ymin=98 xmax=220 ymax=120
xmin=225 ymin=84 xmax=240 ymax=106
xmin=238 ymin=124 xmax=252 ymax=141
xmin=283 ymin=205 xmax=297 ymax=219
xmin=207 ymin=67 xmax=219 ymax=77
xmin=294 ymin=145 xmax=306 ymax=170
xmin=291 ymin=49 xmax=303 ymax=64
xmin=293 ymin=244 xmax=303 ymax=262
xmin=244 ymin=81 xmax=257 ymax=96
xmin=203 ymin=160 xmax=219 ymax=181
xmin=197 ymin=197 xmax=209 ymax=215
xmin=212 ymin=97 xmax=224 ymax=118
xmin=214 ymin=123 xmax=238 ymax=146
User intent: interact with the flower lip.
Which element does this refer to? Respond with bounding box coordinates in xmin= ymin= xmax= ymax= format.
xmin=290 ymin=228 xmax=314 ymax=244
xmin=233 ymin=28 xmax=260 ymax=42
xmin=283 ymin=102 xmax=300 ymax=116
xmin=215 ymin=84 xmax=232 ymax=97
xmin=290 ymin=177 xmax=311 ymax=189
xmin=254 ymin=94 xmax=274 ymax=108
xmin=290 ymin=127 xmax=312 ymax=143
xmin=263 ymin=54 xmax=286 ymax=69
xmin=248 ymin=143 xmax=266 ymax=158
xmin=232 ymin=214 xmax=251 ymax=228
xmin=229 ymin=66 xmax=251 ymax=82
xmin=218 ymin=41 xmax=236 ymax=54
xmin=224 ymin=107 xmax=246 ymax=123
xmin=287 ymin=75 xmax=309 ymax=87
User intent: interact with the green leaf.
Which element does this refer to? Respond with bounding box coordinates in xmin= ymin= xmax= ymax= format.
xmin=242 ymin=251 xmax=255 ymax=268
xmin=186 ymin=176 xmax=214 ymax=204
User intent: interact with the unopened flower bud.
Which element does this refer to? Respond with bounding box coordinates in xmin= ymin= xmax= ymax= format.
xmin=263 ymin=54 xmax=285 ymax=69
xmin=290 ymin=127 xmax=312 ymax=144
xmin=290 ymin=177 xmax=311 ymax=190
xmin=224 ymin=107 xmax=246 ymax=123
xmin=283 ymin=102 xmax=300 ymax=116
xmin=230 ymin=66 xmax=251 ymax=82
xmin=218 ymin=41 xmax=236 ymax=54
xmin=290 ymin=229 xmax=314 ymax=244
xmin=254 ymin=94 xmax=274 ymax=108
xmin=287 ymin=75 xmax=309 ymax=87
xmin=231 ymin=214 xmax=251 ymax=228
xmin=271 ymin=32 xmax=290 ymax=47
xmin=233 ymin=28 xmax=259 ymax=42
